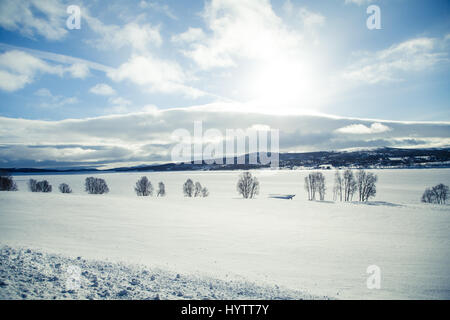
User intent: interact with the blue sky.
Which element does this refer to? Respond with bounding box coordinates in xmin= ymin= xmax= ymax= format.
xmin=0 ymin=0 xmax=449 ymax=168
xmin=0 ymin=0 xmax=448 ymax=120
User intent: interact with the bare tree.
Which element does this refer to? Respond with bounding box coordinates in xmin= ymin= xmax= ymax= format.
xmin=432 ymin=184 xmax=449 ymax=204
xmin=421 ymin=188 xmax=435 ymax=203
xmin=333 ymin=170 xmax=343 ymax=201
xmin=59 ymin=183 xmax=72 ymax=194
xmin=183 ymin=179 xmax=194 ymax=197
xmin=38 ymin=180 xmax=52 ymax=192
xmin=343 ymin=169 xmax=357 ymax=202
xmin=0 ymin=174 xmax=18 ymax=191
xmin=201 ymin=187 xmax=209 ymax=197
xmin=193 ymin=182 xmax=209 ymax=197
xmin=304 ymin=172 xmax=325 ymax=201
xmin=194 ymin=182 xmax=203 ymax=197
xmin=29 ymin=179 xmax=52 ymax=192
xmin=85 ymin=177 xmax=109 ymax=194
xmin=422 ymin=184 xmax=449 ymax=204
xmin=317 ymin=173 xmax=326 ymax=201
xmin=237 ymin=172 xmax=259 ymax=199
xmin=157 ymin=182 xmax=166 ymax=197
xmin=356 ymin=169 xmax=377 ymax=202
xmin=28 ymin=179 xmax=37 ymax=192
xmin=304 ymin=176 xmax=309 ymax=200
xmin=135 ymin=176 xmax=153 ymax=196
xmin=304 ymin=175 xmax=314 ymax=200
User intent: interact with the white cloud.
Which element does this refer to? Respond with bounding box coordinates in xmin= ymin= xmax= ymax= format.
xmin=141 ymin=104 xmax=159 ymax=113
xmin=171 ymin=28 xmax=206 ymax=44
xmin=335 ymin=122 xmax=392 ymax=134
xmin=283 ymin=2 xmax=325 ymax=30
xmin=33 ymin=88 xmax=78 ymax=108
xmin=108 ymin=55 xmax=205 ymax=98
xmin=298 ymin=7 xmax=325 ymax=30
xmin=176 ymin=0 xmax=303 ymax=69
xmin=0 ymin=43 xmax=113 ymax=74
xmin=0 ymin=2 xmax=162 ymax=54
xmin=0 ymin=0 xmax=67 ymax=40
xmin=0 ymin=50 xmax=62 ymax=76
xmin=90 ymin=83 xmax=116 ymax=96
xmin=282 ymin=1 xmax=325 ymax=46
xmin=84 ymin=14 xmax=162 ymax=53
xmin=0 ymin=50 xmax=92 ymax=92
xmin=344 ymin=0 xmax=374 ymax=5
xmin=169 ymin=0 xmax=325 ymax=109
xmin=343 ymin=37 xmax=449 ymax=84
xmin=67 ymin=63 xmax=90 ymax=79
xmin=0 ymin=70 xmax=30 ymax=92
xmin=34 ymin=88 xmax=52 ymax=97
xmin=107 ymin=97 xmax=133 ymax=114
xmin=0 ymin=50 xmax=63 ymax=91
xmin=139 ymin=1 xmax=177 ymax=20
xmin=0 ymin=106 xmax=448 ymax=167
xmin=109 ymin=97 xmax=131 ymax=106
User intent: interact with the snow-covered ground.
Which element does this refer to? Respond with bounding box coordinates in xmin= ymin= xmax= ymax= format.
xmin=0 ymin=246 xmax=315 ymax=300
xmin=1 ymin=169 xmax=449 ymax=299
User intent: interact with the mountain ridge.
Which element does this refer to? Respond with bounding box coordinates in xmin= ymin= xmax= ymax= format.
xmin=2 ymin=147 xmax=449 ymax=174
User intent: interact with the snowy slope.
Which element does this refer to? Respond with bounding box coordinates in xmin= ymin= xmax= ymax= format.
xmin=1 ymin=169 xmax=449 ymax=299
xmin=0 ymin=246 xmax=317 ymax=300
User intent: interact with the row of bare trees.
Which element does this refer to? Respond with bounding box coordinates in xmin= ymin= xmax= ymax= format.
xmin=1 ymin=171 xmax=260 ymax=199
xmin=303 ymin=169 xmax=378 ymax=202
xmin=29 ymin=179 xmax=53 ymax=193
xmin=1 ymin=172 xmax=447 ymax=206
xmin=134 ymin=176 xmax=166 ymax=197
xmin=332 ymin=169 xmax=378 ymax=202
xmin=183 ymin=179 xmax=209 ymax=197
xmin=1 ymin=174 xmax=73 ymax=194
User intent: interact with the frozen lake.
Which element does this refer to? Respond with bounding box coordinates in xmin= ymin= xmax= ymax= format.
xmin=1 ymin=169 xmax=449 ymax=299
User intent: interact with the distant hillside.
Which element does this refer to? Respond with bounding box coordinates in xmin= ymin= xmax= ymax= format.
xmin=2 ymin=147 xmax=450 ymax=174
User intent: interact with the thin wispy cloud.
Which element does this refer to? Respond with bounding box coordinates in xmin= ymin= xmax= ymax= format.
xmin=89 ymin=83 xmax=116 ymax=96
xmin=0 ymin=50 xmax=86 ymax=91
xmin=343 ymin=36 xmax=450 ymax=84
xmin=0 ymin=43 xmax=113 ymax=73
xmin=33 ymin=88 xmax=78 ymax=108
xmin=344 ymin=0 xmax=375 ymax=6
xmin=139 ymin=0 xmax=178 ymax=20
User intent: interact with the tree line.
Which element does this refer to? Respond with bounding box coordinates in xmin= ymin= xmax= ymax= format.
xmin=0 ymin=171 xmax=447 ymax=204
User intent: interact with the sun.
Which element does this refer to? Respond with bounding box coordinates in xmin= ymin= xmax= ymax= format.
xmin=241 ymin=55 xmax=322 ymax=114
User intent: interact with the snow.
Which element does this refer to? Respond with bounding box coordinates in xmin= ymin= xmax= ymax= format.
xmin=0 ymin=246 xmax=315 ymax=300
xmin=1 ymin=169 xmax=449 ymax=299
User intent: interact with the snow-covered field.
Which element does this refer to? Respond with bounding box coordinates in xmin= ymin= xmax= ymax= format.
xmin=1 ymin=169 xmax=449 ymax=299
